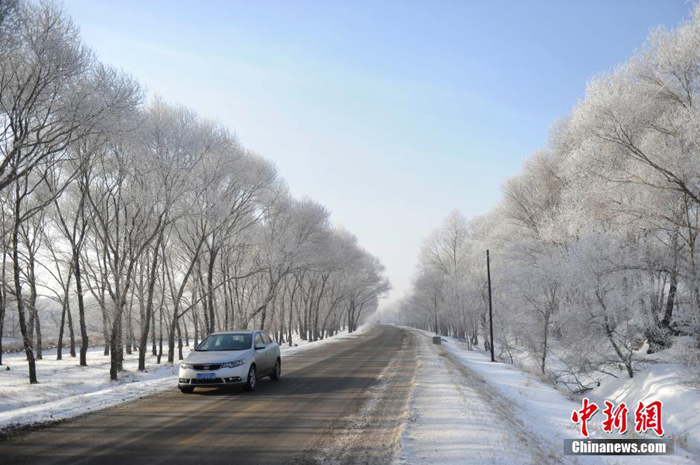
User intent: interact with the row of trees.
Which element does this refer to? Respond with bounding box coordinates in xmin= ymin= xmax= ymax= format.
xmin=392 ymin=4 xmax=700 ymax=390
xmin=0 ymin=0 xmax=389 ymax=383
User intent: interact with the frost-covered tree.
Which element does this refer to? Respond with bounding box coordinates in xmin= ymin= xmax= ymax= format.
xmin=0 ymin=0 xmax=390 ymax=384
xmin=395 ymin=4 xmax=700 ymax=386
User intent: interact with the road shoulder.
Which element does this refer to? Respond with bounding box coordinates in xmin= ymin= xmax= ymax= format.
xmin=399 ymin=331 xmax=546 ymax=465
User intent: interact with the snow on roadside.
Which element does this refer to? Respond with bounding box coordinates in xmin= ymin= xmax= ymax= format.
xmin=0 ymin=326 xmax=368 ymax=432
xmin=402 ymin=328 xmax=699 ymax=465
xmin=0 ymin=344 xmax=188 ymax=432
xmin=484 ymin=336 xmax=700 ymax=452
xmin=590 ymin=363 xmax=700 ymax=451
xmin=278 ymin=324 xmax=370 ymax=357
xmin=399 ymin=331 xmax=538 ymax=464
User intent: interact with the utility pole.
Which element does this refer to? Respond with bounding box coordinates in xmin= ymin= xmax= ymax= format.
xmin=487 ymin=250 xmax=495 ymax=362
xmin=434 ymin=291 xmax=439 ymax=336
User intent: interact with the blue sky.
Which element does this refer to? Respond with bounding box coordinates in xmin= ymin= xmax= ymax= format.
xmin=64 ymin=0 xmax=692 ymax=303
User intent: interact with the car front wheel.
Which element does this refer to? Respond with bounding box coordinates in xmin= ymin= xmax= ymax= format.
xmin=245 ymin=365 xmax=257 ymax=391
xmin=270 ymin=359 xmax=281 ymax=381
xmin=180 ymin=386 xmax=194 ymax=394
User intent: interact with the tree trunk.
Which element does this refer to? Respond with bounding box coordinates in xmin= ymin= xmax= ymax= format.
xmin=207 ymin=248 xmax=218 ymax=334
xmin=157 ymin=304 xmax=164 ymax=364
xmin=74 ymin=253 xmax=89 ymax=366
xmin=28 ymin=296 xmax=34 ymax=352
xmin=0 ymin=250 xmax=6 ymax=366
xmin=28 ymin=258 xmax=42 ymax=360
xmin=157 ymin=304 xmax=163 ymax=364
xmin=167 ymin=320 xmax=176 ymax=364
xmin=109 ymin=307 xmax=123 ymax=380
xmin=66 ymin=297 xmax=76 ymax=357
xmin=193 ymin=305 xmax=199 ymax=347
xmin=139 ymin=245 xmax=160 ymax=371
xmin=604 ymin=318 xmax=634 ymax=378
xmin=117 ymin=311 xmax=124 ymax=371
xmin=0 ymin=287 xmax=5 ymax=366
xmin=222 ymin=264 xmax=231 ymax=330
xmin=661 ymin=275 xmax=677 ymax=328
xmin=260 ymin=304 xmax=268 ymax=332
xmin=540 ymin=312 xmax=550 ymax=375
xmin=101 ymin=300 xmax=110 ymax=356
xmin=151 ymin=302 xmax=157 ymax=355
xmin=125 ymin=295 xmax=133 ymax=355
xmin=177 ymin=320 xmax=183 ymax=361
xmin=12 ymin=194 xmax=37 ymax=383
xmin=57 ymin=296 xmax=67 ymax=360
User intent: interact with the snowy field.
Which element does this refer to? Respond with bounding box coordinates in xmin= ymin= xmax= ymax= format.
xmin=400 ymin=329 xmax=699 ymax=465
xmin=0 ymin=326 xmax=368 ymax=432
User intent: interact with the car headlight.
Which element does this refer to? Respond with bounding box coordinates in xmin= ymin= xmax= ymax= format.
xmin=180 ymin=363 xmax=193 ymax=369
xmin=221 ymin=359 xmax=246 ymax=368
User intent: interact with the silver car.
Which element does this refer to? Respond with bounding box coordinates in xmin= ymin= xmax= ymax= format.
xmin=178 ymin=330 xmax=281 ymax=393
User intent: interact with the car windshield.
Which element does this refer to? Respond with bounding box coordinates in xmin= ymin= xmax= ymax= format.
xmin=195 ymin=334 xmax=252 ymax=351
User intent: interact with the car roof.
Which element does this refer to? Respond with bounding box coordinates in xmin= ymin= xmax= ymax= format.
xmin=209 ymin=330 xmax=258 ymax=336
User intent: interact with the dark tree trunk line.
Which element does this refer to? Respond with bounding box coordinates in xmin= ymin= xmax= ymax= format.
xmin=12 ymin=176 xmax=37 ymax=383
xmin=74 ymin=252 xmax=89 ymax=366
xmin=57 ymin=269 xmax=75 ymax=360
xmin=0 ymin=254 xmax=6 ymax=366
xmin=138 ymin=240 xmax=162 ymax=371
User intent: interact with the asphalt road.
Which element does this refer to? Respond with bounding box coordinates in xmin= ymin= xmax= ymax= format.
xmin=0 ymin=325 xmax=418 ymax=465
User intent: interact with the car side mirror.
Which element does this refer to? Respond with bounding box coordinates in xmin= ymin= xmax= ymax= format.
xmin=255 ymin=343 xmax=266 ymax=350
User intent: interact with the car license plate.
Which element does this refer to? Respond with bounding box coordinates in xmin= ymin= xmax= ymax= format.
xmin=196 ymin=373 xmax=215 ymax=380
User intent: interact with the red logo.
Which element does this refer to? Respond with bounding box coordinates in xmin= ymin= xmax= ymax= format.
xmin=634 ymin=400 xmax=664 ymax=437
xmin=571 ymin=398 xmax=664 ymax=438
xmin=602 ymin=401 xmax=628 ymax=434
xmin=571 ymin=398 xmax=598 ymax=437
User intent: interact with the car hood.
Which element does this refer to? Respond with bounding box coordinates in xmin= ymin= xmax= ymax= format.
xmin=184 ymin=349 xmax=251 ymax=364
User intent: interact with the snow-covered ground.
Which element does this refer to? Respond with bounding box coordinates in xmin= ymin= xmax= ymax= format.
xmin=399 ymin=330 xmax=543 ymax=464
xmin=278 ymin=325 xmax=369 ymax=357
xmin=591 ymin=363 xmax=700 ymax=452
xmin=400 ymin=328 xmax=699 ymax=465
xmin=0 ymin=326 xmax=368 ymax=432
xmin=489 ymin=337 xmax=700 ymax=454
